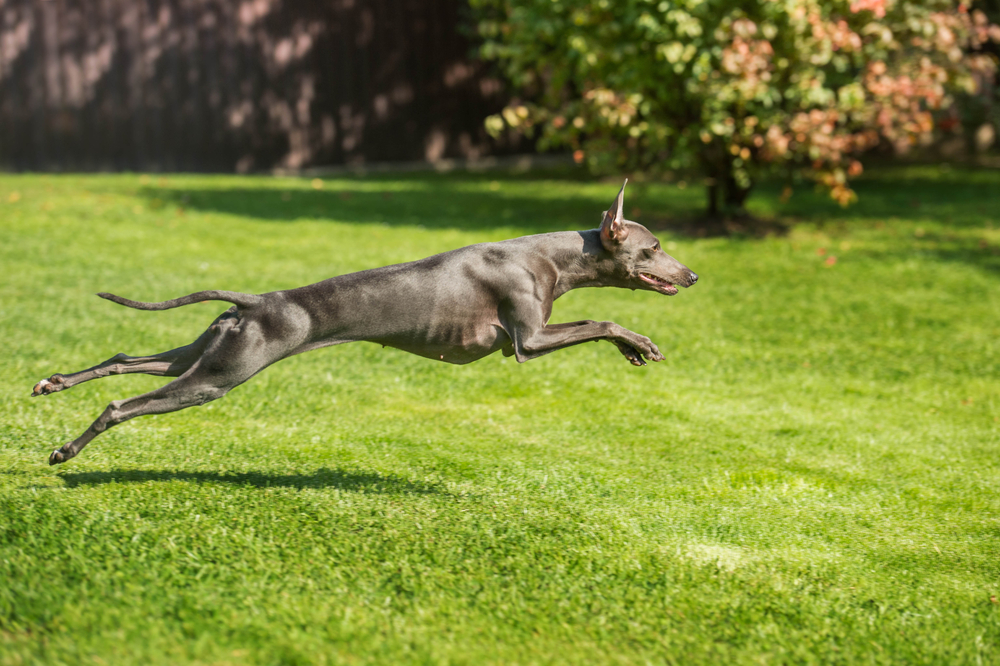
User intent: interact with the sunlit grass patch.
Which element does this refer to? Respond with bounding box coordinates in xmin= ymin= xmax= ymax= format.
xmin=1 ymin=166 xmax=999 ymax=664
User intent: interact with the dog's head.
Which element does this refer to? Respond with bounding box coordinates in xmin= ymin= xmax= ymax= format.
xmin=598 ymin=180 xmax=698 ymax=296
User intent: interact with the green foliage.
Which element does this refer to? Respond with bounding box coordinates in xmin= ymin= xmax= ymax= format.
xmin=473 ymin=0 xmax=1000 ymax=212
xmin=1 ymin=170 xmax=1000 ymax=663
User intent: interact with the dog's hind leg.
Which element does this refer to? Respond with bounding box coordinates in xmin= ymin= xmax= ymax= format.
xmin=31 ymin=345 xmax=204 ymax=397
xmin=46 ymin=307 xmax=290 ymax=465
xmin=47 ymin=363 xmax=244 ymax=465
xmin=31 ymin=311 xmax=233 ymax=396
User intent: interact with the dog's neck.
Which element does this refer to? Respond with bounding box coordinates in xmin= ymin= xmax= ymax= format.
xmin=550 ymin=230 xmax=628 ymax=299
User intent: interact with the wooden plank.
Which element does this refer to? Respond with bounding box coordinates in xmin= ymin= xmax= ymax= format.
xmin=34 ymin=0 xmax=58 ymax=169
xmin=0 ymin=0 xmax=16 ymax=169
xmin=177 ymin=0 xmax=201 ymax=171
xmin=104 ymin=0 xmax=127 ymax=170
xmin=80 ymin=0 xmax=101 ymax=170
xmin=58 ymin=0 xmax=86 ymax=170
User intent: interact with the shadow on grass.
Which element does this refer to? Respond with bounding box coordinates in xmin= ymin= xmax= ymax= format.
xmin=136 ymin=169 xmax=704 ymax=234
xmin=146 ymin=186 xmax=614 ymax=234
xmin=134 ymin=166 xmax=1000 ymax=233
xmin=857 ymin=230 xmax=1000 ymax=274
xmin=772 ymin=172 xmax=1000 ymax=228
xmin=56 ymin=467 xmax=444 ymax=495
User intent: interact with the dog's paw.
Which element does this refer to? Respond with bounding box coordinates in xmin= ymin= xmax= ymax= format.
xmin=32 ymin=375 xmax=66 ymax=397
xmin=632 ymin=336 xmax=664 ymax=363
xmin=644 ymin=343 xmax=665 ymax=363
xmin=614 ymin=341 xmax=646 ymax=366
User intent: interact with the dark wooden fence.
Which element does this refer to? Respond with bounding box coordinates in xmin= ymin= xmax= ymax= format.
xmin=0 ymin=0 xmax=512 ymax=172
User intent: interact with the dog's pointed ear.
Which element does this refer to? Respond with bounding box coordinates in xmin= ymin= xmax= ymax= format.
xmin=600 ymin=179 xmax=629 ymax=248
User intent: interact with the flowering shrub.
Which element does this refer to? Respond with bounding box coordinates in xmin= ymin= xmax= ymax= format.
xmin=472 ymin=0 xmax=999 ymax=214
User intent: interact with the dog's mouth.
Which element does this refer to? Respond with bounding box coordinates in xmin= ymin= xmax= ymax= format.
xmin=639 ymin=272 xmax=678 ymax=295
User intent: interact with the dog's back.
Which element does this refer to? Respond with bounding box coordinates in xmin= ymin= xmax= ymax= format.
xmin=279 ymin=231 xmax=586 ymax=362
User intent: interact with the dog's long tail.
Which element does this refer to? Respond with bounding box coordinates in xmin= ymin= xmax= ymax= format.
xmin=98 ymin=290 xmax=263 ymax=311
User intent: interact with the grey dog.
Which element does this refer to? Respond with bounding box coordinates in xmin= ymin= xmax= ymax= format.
xmin=34 ymin=181 xmax=697 ymax=465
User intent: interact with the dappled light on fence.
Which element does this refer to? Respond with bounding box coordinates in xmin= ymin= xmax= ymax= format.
xmin=0 ymin=0 xmax=513 ymax=172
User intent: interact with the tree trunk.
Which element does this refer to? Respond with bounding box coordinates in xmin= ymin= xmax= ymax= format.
xmin=724 ymin=175 xmax=751 ymax=216
xmin=702 ymin=148 xmax=752 ymax=220
xmin=704 ymin=173 xmax=752 ymax=219
xmin=707 ymin=180 xmax=719 ymax=218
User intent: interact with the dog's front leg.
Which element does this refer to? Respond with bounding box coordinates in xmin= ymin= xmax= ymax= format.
xmin=502 ymin=315 xmax=664 ymax=366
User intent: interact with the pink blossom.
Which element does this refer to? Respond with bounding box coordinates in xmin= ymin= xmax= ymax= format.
xmin=850 ymin=0 xmax=886 ymax=19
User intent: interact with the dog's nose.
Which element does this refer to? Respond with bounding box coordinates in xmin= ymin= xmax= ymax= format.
xmin=688 ymin=271 xmax=699 ymax=284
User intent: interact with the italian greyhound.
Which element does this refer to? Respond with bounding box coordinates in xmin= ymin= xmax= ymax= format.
xmin=34 ymin=181 xmax=698 ymax=465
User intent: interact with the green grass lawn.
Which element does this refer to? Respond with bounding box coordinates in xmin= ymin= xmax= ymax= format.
xmin=1 ymin=166 xmax=999 ymax=665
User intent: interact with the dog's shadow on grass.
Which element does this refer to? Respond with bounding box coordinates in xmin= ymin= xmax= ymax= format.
xmin=56 ymin=467 xmax=444 ymax=495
